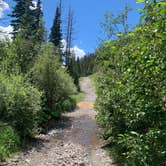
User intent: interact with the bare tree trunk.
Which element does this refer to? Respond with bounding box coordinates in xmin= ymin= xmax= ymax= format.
xmin=65 ymin=6 xmax=74 ymax=68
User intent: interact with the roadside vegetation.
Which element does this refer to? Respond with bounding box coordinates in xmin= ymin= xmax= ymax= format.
xmin=95 ymin=1 xmax=166 ymax=165
xmin=0 ymin=0 xmax=77 ymax=161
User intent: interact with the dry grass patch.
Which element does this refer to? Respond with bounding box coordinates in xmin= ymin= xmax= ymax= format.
xmin=77 ymin=102 xmax=95 ymax=108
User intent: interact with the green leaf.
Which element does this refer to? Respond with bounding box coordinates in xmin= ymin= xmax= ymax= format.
xmin=136 ymin=0 xmax=144 ymax=3
xmin=129 ymin=32 xmax=135 ymax=38
xmin=111 ymin=46 xmax=116 ymax=51
xmin=130 ymin=131 xmax=139 ymax=136
xmin=117 ymin=33 xmax=124 ymax=38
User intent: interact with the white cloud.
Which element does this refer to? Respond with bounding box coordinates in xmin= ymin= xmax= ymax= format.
xmin=29 ymin=1 xmax=37 ymax=10
xmin=0 ymin=1 xmax=12 ymax=40
xmin=0 ymin=0 xmax=9 ymax=18
xmin=61 ymin=39 xmax=67 ymax=52
xmin=71 ymin=46 xmax=86 ymax=59
xmin=61 ymin=39 xmax=86 ymax=59
xmin=0 ymin=25 xmax=13 ymax=40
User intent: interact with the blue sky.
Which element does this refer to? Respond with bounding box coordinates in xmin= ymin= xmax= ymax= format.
xmin=1 ymin=0 xmax=143 ymax=54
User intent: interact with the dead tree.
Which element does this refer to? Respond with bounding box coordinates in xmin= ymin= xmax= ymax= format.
xmin=65 ymin=6 xmax=74 ymax=68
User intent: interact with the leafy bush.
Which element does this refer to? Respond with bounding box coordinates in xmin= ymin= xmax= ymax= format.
xmin=0 ymin=41 xmax=19 ymax=73
xmin=0 ymin=36 xmax=39 ymax=74
xmin=30 ymin=43 xmax=76 ymax=126
xmin=0 ymin=122 xmax=20 ymax=161
xmin=62 ymin=97 xmax=76 ymax=112
xmin=0 ymin=73 xmax=41 ymax=139
xmin=96 ymin=1 xmax=166 ymax=165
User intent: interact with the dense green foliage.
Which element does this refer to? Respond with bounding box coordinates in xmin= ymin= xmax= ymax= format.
xmin=77 ymin=54 xmax=96 ymax=77
xmin=0 ymin=72 xmax=41 ymax=160
xmin=66 ymin=54 xmax=96 ymax=92
xmin=30 ymin=43 xmax=76 ymax=126
xmin=68 ymin=57 xmax=80 ymax=91
xmin=10 ymin=0 xmax=45 ymax=41
xmin=0 ymin=123 xmax=20 ymax=161
xmin=9 ymin=0 xmax=45 ymax=74
xmin=0 ymin=0 xmax=77 ymax=160
xmin=0 ymin=40 xmax=76 ymax=160
xmin=96 ymin=1 xmax=166 ymax=165
xmin=0 ymin=37 xmax=41 ymax=73
xmin=0 ymin=73 xmax=41 ymax=138
xmin=33 ymin=0 xmax=45 ymax=43
xmin=49 ymin=6 xmax=62 ymax=49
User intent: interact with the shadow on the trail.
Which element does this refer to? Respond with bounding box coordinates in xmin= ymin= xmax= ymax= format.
xmin=100 ymin=143 xmax=117 ymax=165
xmin=46 ymin=115 xmax=73 ymax=131
xmin=18 ymin=137 xmax=48 ymax=156
xmin=19 ymin=116 xmax=73 ymax=155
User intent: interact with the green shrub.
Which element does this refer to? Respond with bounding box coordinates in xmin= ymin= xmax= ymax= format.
xmin=30 ymin=43 xmax=76 ymax=126
xmin=95 ymin=1 xmax=166 ymax=165
xmin=0 ymin=73 xmax=41 ymax=139
xmin=0 ymin=41 xmax=19 ymax=73
xmin=62 ymin=97 xmax=76 ymax=112
xmin=0 ymin=123 xmax=20 ymax=161
xmin=0 ymin=37 xmax=39 ymax=74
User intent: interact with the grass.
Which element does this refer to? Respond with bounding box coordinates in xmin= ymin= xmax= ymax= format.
xmin=74 ymin=91 xmax=85 ymax=103
xmin=0 ymin=122 xmax=20 ymax=161
xmin=89 ymin=73 xmax=98 ymax=88
xmin=79 ymin=77 xmax=84 ymax=82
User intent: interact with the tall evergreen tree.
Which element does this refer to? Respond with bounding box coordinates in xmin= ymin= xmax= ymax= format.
xmin=49 ymin=4 xmax=62 ymax=48
xmin=10 ymin=0 xmax=34 ymax=38
xmin=22 ymin=0 xmax=36 ymax=39
xmin=10 ymin=0 xmax=44 ymax=41
xmin=77 ymin=54 xmax=96 ymax=77
xmin=10 ymin=0 xmax=26 ymax=36
xmin=33 ymin=0 xmax=45 ymax=43
xmin=68 ymin=55 xmax=80 ymax=91
xmin=9 ymin=0 xmax=44 ymax=73
xmin=10 ymin=0 xmax=44 ymax=40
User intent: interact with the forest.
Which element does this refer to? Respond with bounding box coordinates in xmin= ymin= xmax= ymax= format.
xmin=0 ymin=0 xmax=165 ymax=165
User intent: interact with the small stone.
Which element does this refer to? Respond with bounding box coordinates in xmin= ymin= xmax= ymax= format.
xmin=25 ymin=159 xmax=31 ymax=163
xmin=78 ymin=162 xmax=85 ymax=166
xmin=60 ymin=143 xmax=64 ymax=146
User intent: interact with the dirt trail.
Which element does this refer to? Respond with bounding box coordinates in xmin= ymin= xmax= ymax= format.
xmin=3 ymin=77 xmax=114 ymax=166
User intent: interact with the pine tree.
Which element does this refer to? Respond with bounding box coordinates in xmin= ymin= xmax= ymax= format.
xmin=10 ymin=0 xmax=26 ymax=36
xmin=9 ymin=0 xmax=44 ymax=73
xmin=78 ymin=54 xmax=96 ymax=76
xmin=10 ymin=0 xmax=45 ymax=41
xmin=10 ymin=0 xmax=34 ymax=38
xmin=33 ymin=0 xmax=45 ymax=43
xmin=49 ymin=5 xmax=62 ymax=48
xmin=68 ymin=56 xmax=80 ymax=91
xmin=76 ymin=58 xmax=81 ymax=77
xmin=22 ymin=0 xmax=36 ymax=39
